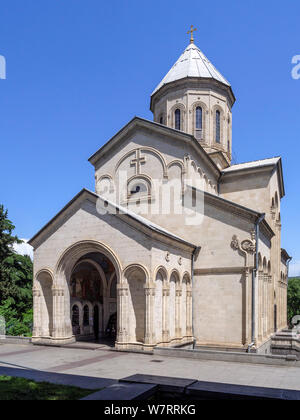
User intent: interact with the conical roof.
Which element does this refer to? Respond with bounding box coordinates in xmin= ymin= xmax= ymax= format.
xmin=152 ymin=42 xmax=231 ymax=96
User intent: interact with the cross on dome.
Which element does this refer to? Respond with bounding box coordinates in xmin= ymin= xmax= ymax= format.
xmin=187 ymin=25 xmax=197 ymax=44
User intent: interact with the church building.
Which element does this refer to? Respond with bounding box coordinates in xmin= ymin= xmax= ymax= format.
xmin=29 ymin=28 xmax=291 ymax=353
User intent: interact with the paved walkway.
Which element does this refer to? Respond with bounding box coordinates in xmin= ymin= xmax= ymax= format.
xmin=0 ymin=342 xmax=300 ymax=391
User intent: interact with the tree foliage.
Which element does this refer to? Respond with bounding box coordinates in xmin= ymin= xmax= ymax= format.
xmin=0 ymin=205 xmax=33 ymax=336
xmin=287 ymin=277 xmax=300 ymax=326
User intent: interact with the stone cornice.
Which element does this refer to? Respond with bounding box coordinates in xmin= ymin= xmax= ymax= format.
xmin=150 ymin=77 xmax=236 ymax=111
xmin=194 ymin=266 xmax=253 ymax=275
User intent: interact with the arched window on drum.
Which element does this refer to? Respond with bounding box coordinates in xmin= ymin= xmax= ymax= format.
xmin=195 ymin=106 xmax=203 ymax=140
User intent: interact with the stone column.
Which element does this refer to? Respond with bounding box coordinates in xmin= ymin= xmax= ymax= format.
xmin=264 ymin=273 xmax=268 ymax=337
xmin=175 ymin=287 xmax=182 ymax=339
xmin=162 ymin=286 xmax=170 ymax=342
xmin=144 ymin=286 xmax=155 ymax=345
xmin=52 ymin=285 xmax=65 ymax=338
xmin=258 ymin=272 xmax=262 ymax=342
xmin=32 ymin=287 xmax=41 ymax=337
xmin=116 ymin=283 xmax=129 ymax=344
xmin=268 ymin=275 xmax=272 ymax=335
xmin=186 ymin=289 xmax=193 ymax=337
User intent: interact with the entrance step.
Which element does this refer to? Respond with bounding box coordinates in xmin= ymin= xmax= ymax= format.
xmin=61 ymin=340 xmax=114 ymax=351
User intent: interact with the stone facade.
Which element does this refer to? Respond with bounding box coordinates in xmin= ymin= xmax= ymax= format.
xmin=29 ymin=38 xmax=290 ymax=353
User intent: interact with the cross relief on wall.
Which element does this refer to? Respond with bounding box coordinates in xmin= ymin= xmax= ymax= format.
xmin=130 ymin=149 xmax=146 ymax=175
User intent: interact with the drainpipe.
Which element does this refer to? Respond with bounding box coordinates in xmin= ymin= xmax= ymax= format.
xmin=191 ymin=246 xmax=201 ymax=349
xmin=286 ymin=256 xmax=292 ymax=284
xmin=248 ymin=213 xmax=265 ymax=353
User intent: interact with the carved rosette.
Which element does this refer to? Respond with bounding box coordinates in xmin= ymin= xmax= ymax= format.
xmin=231 ymin=234 xmax=256 ymax=255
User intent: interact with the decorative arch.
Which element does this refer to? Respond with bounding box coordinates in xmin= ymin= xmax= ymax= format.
xmin=127 ymin=174 xmax=152 ymax=199
xmin=274 ymin=192 xmax=279 ymax=209
xmin=192 ymin=101 xmax=207 ymax=141
xmin=212 ymin=105 xmax=224 ymax=146
xmin=123 ymin=263 xmax=149 ymax=285
xmin=263 ymin=257 xmax=267 ymax=273
xmin=158 ymin=113 xmax=165 ymax=125
xmin=97 ymin=175 xmax=114 ymax=195
xmin=108 ymin=273 xmax=117 ymax=298
xmin=258 ymin=253 xmax=262 ymax=272
xmin=114 ymin=147 xmax=168 ymax=180
xmin=124 ymin=264 xmax=148 ymax=343
xmin=56 ymin=240 xmax=122 ymax=286
xmin=170 ymin=103 xmax=186 ymax=132
xmin=267 ymin=261 xmax=271 ymax=276
xmin=182 ymin=272 xmax=191 ymax=285
xmin=154 ymin=266 xmax=168 ymax=284
xmin=170 ymin=269 xmax=181 ymax=285
xmin=36 ymin=269 xmax=54 ymax=337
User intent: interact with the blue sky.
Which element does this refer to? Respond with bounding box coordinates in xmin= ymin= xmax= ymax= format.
xmin=0 ymin=1 xmax=299 ymax=275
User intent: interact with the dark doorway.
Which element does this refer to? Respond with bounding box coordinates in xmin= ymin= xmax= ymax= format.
xmin=93 ymin=305 xmax=99 ymax=341
xmin=105 ymin=312 xmax=117 ymax=338
xmin=72 ymin=305 xmax=80 ymax=335
xmin=274 ymin=304 xmax=277 ymax=332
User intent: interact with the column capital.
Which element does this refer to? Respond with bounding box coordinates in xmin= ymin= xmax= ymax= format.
xmin=52 ymin=285 xmax=64 ymax=296
xmin=144 ymin=287 xmax=155 ymax=297
xmin=117 ymin=284 xmax=129 ymax=297
xmin=32 ymin=287 xmax=41 ymax=297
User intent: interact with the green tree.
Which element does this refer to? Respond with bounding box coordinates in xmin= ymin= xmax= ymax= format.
xmin=287 ymin=277 xmax=300 ymax=326
xmin=0 ymin=205 xmax=33 ymax=336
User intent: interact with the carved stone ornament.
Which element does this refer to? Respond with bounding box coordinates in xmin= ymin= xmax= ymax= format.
xmin=165 ymin=252 xmax=170 ymax=262
xmin=241 ymin=239 xmax=256 ymax=254
xmin=231 ymin=234 xmax=256 ymax=255
xmin=178 ymin=257 xmax=182 ymax=266
xmin=231 ymin=235 xmax=239 ymax=250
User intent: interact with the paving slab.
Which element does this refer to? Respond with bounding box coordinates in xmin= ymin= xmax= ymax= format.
xmin=186 ymin=380 xmax=300 ymax=400
xmin=120 ymin=374 xmax=197 ymax=393
xmin=0 ymin=365 xmax=116 ymax=390
xmin=82 ymin=382 xmax=157 ymax=400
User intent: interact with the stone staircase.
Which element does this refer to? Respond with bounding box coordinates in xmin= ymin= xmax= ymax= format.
xmin=271 ymin=329 xmax=300 ymax=360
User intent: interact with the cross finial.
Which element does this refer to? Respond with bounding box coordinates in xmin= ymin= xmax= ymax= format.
xmin=187 ymin=25 xmax=197 ymax=44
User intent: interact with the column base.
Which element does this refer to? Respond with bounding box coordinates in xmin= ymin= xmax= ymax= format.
xmin=32 ymin=336 xmax=75 ymax=346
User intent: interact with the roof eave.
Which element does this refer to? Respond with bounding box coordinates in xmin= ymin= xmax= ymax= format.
xmin=88 ymin=116 xmax=221 ymax=177
xmin=150 ymin=78 xmax=236 ymax=112
xmin=29 ymin=188 xmax=197 ymax=251
xmin=222 ymin=157 xmax=285 ymax=199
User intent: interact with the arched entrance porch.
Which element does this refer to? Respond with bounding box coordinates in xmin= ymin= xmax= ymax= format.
xmin=70 ymin=253 xmax=117 ymax=343
xmin=53 ymin=240 xmax=122 ymax=347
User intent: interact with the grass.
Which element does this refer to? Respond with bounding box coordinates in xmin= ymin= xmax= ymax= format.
xmin=0 ymin=376 xmax=95 ymax=400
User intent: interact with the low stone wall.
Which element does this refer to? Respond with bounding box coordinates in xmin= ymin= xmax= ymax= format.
xmin=0 ymin=336 xmax=32 ymax=345
xmin=154 ymin=346 xmax=300 ymax=366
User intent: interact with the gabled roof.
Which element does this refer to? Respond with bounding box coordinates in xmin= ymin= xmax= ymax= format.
xmin=28 ymin=189 xmax=197 ymax=251
xmin=222 ymin=157 xmax=285 ymax=198
xmin=186 ymin=184 xmax=275 ymax=240
xmin=152 ymin=42 xmax=231 ymax=96
xmin=88 ymin=116 xmax=220 ymax=177
xmin=222 ymin=157 xmax=281 ymax=173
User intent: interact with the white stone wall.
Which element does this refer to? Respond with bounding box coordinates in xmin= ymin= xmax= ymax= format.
xmin=152 ymin=83 xmax=232 ymax=161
